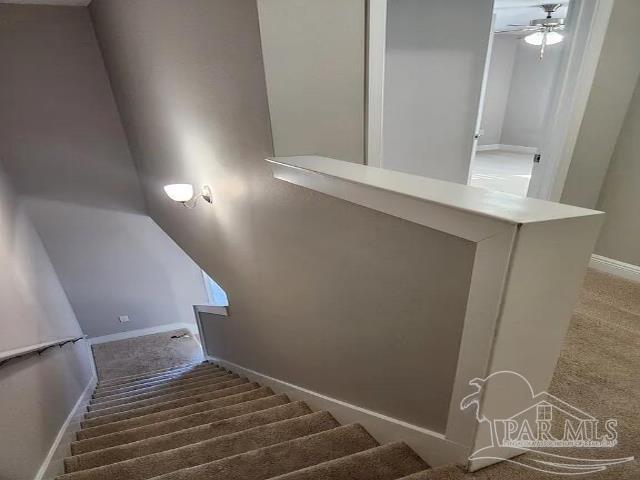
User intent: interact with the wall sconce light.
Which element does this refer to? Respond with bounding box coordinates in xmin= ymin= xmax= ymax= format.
xmin=164 ymin=183 xmax=212 ymax=208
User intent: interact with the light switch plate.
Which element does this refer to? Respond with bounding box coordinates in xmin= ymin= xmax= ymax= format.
xmin=118 ymin=315 xmax=131 ymax=323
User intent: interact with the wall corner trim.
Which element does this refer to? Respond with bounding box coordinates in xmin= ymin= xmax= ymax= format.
xmin=590 ymin=254 xmax=640 ymax=283
xmin=34 ymin=374 xmax=97 ymax=480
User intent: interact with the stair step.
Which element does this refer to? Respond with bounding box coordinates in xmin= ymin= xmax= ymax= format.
xmin=96 ymin=362 xmax=207 ymax=387
xmin=269 ymin=442 xmax=429 ymax=480
xmin=137 ymin=423 xmax=378 ymax=480
xmin=92 ymin=366 xmax=227 ymax=397
xmin=397 ymin=465 xmax=467 ymax=479
xmin=65 ymin=401 xmax=310 ymax=472
xmin=58 ymin=411 xmax=339 ymax=480
xmin=94 ymin=363 xmax=215 ymax=391
xmin=90 ymin=369 xmax=232 ymax=404
xmin=86 ymin=375 xmax=242 ymax=419
xmin=71 ymin=392 xmax=287 ymax=455
xmin=82 ymin=379 xmax=252 ymax=428
xmin=76 ymin=385 xmax=268 ymax=440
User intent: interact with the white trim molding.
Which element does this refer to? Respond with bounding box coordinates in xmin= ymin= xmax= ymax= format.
xmin=528 ymin=0 xmax=615 ymax=201
xmin=207 ymin=355 xmax=466 ymax=467
xmin=476 ymin=144 xmax=538 ymax=154
xmin=88 ymin=322 xmax=198 ymax=345
xmin=475 ymin=144 xmax=501 ymax=152
xmin=590 ymin=255 xmax=640 ymax=283
xmin=263 ymin=156 xmax=603 ymax=472
xmin=366 ymin=0 xmax=387 ymax=168
xmin=35 ymin=374 xmax=96 ymax=480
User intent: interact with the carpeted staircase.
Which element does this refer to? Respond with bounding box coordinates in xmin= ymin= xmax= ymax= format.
xmin=56 ymin=361 xmax=438 ymax=480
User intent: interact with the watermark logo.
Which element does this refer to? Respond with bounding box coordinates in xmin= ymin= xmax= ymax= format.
xmin=460 ymin=371 xmax=633 ymax=475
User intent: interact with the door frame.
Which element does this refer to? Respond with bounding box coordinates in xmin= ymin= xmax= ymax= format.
xmin=365 ymin=0 xmax=387 ymax=168
xmin=526 ymin=0 xmax=615 ymax=201
xmin=467 ymin=13 xmax=497 ymax=184
xmin=366 ymin=0 xmax=614 ymax=202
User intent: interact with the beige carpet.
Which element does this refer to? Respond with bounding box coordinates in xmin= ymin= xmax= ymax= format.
xmin=91 ymin=329 xmax=203 ymax=381
xmin=57 ymin=362 xmax=431 ymax=479
xmin=415 ymin=269 xmax=640 ymax=479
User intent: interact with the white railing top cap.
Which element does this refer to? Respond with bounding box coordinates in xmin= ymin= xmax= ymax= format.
xmin=267 ymin=156 xmax=602 ymax=225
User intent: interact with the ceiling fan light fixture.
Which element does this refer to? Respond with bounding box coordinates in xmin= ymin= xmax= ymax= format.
xmin=524 ymin=30 xmax=563 ymax=46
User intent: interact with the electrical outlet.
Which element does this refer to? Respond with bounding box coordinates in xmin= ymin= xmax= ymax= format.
xmin=118 ymin=315 xmax=131 ymax=323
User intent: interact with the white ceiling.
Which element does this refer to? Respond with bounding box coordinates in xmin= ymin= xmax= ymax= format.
xmin=494 ymin=1 xmax=570 ymax=32
xmin=0 ymin=0 xmax=90 ymax=5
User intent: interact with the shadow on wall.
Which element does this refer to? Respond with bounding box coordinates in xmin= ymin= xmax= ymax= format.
xmin=23 ymin=197 xmax=210 ymax=339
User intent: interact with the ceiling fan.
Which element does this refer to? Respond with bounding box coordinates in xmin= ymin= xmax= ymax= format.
xmin=496 ymin=3 xmax=566 ymax=60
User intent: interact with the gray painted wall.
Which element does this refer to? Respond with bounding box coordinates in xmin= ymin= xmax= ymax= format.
xmin=257 ymin=0 xmax=365 ymax=164
xmin=0 ymin=165 xmax=93 ymax=479
xmin=90 ymin=0 xmax=476 ymax=432
xmin=500 ymin=39 xmax=563 ymax=148
xmin=383 ymin=0 xmax=493 ymax=183
xmin=479 ymin=36 xmax=518 ymax=146
xmin=478 ymin=33 xmax=563 ymax=150
xmin=0 ymin=5 xmax=208 ymax=338
xmin=25 ymin=198 xmax=208 ymax=338
xmin=594 ymin=76 xmax=640 ymax=266
xmin=561 ymin=0 xmax=640 ymax=209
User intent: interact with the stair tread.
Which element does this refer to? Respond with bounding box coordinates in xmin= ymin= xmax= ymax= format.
xmin=58 ymin=411 xmax=339 ymax=480
xmin=269 ymin=442 xmax=429 ymax=480
xmin=137 ymin=423 xmax=378 ymax=480
xmin=65 ymin=401 xmax=309 ymax=472
xmin=96 ymin=362 xmax=207 ymax=387
xmin=85 ymin=375 xmax=242 ymax=419
xmin=71 ymin=392 xmax=286 ymax=455
xmin=88 ymin=373 xmax=238 ymax=412
xmin=397 ymin=465 xmax=467 ymax=480
xmin=93 ymin=366 xmax=227 ymax=397
xmin=65 ymin=363 xmax=431 ymax=480
xmin=76 ymin=385 xmax=269 ymax=440
xmin=82 ymin=380 xmax=252 ymax=428
xmin=94 ymin=363 xmax=215 ymax=390
xmin=90 ymin=369 xmax=232 ymax=403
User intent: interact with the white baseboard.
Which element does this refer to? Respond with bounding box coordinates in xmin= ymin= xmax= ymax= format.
xmin=476 ymin=144 xmax=501 ymax=151
xmin=88 ymin=322 xmax=198 ymax=345
xmin=476 ymin=144 xmax=538 ymax=154
xmin=208 ymin=355 xmax=467 ymax=467
xmin=35 ymin=374 xmax=96 ymax=480
xmin=590 ymin=254 xmax=640 ymax=283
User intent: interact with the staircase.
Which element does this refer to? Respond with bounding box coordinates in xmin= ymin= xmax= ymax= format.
xmin=56 ymin=361 xmax=440 ymax=480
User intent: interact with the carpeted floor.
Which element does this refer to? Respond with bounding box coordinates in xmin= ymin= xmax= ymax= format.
xmin=91 ymin=329 xmax=203 ymax=381
xmin=421 ymin=269 xmax=640 ymax=479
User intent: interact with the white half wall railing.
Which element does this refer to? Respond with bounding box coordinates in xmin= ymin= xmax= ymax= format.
xmin=194 ymin=155 xmax=603 ymax=472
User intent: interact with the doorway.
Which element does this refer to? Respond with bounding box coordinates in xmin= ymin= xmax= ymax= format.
xmin=469 ymin=2 xmax=569 ymax=196
xmin=468 ymin=0 xmax=614 ymax=199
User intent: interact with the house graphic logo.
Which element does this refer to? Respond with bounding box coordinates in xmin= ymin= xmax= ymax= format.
xmin=460 ymin=371 xmax=634 ymax=475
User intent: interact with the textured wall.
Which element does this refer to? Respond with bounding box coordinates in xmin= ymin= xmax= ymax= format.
xmin=0 ymin=5 xmax=208 ymax=338
xmin=0 ymin=165 xmax=93 ymax=479
xmin=90 ymin=0 xmax=476 ymax=431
